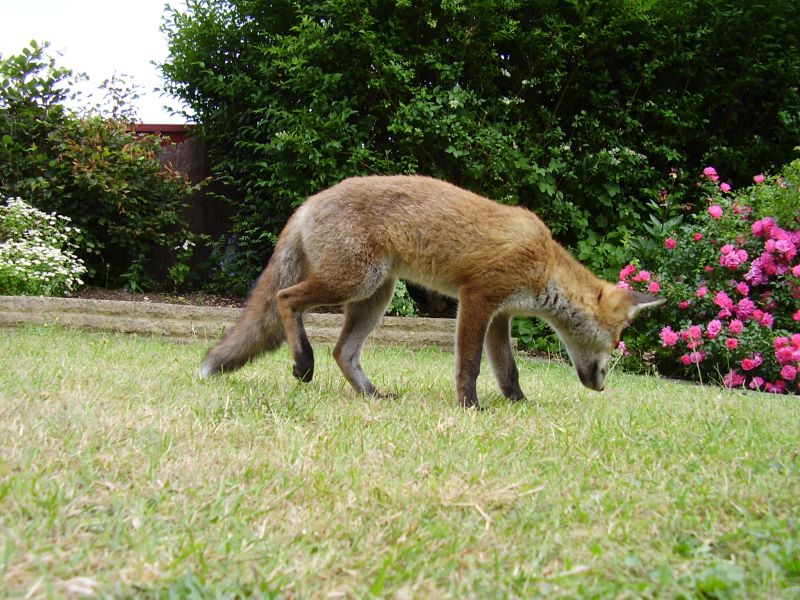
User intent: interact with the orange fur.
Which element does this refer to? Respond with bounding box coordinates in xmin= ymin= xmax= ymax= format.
xmin=201 ymin=176 xmax=663 ymax=407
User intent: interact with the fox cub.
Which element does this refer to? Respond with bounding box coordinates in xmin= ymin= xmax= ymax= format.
xmin=201 ymin=176 xmax=663 ymax=407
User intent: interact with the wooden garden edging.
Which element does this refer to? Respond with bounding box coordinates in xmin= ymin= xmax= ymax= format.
xmin=0 ymin=296 xmax=455 ymax=349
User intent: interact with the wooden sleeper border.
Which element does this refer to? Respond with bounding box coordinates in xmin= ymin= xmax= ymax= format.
xmin=0 ymin=296 xmax=455 ymax=350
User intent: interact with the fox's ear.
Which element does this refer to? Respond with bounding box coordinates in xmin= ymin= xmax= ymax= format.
xmin=626 ymin=290 xmax=666 ymax=320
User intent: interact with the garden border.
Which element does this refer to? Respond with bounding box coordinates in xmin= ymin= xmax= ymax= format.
xmin=0 ymin=296 xmax=455 ymax=349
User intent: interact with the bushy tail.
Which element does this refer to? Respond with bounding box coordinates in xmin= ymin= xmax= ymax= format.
xmin=200 ymin=227 xmax=304 ymax=377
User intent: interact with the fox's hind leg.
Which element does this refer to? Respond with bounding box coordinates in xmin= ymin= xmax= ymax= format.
xmin=276 ymin=275 xmax=353 ymax=383
xmin=276 ymin=262 xmax=391 ymax=387
xmin=485 ymin=313 xmax=525 ymax=401
xmin=334 ymin=278 xmax=396 ymax=397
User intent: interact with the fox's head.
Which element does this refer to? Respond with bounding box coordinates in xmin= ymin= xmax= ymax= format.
xmin=554 ymin=286 xmax=664 ymax=391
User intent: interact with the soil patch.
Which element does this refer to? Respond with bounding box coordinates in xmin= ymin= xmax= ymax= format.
xmin=70 ymin=287 xmax=246 ymax=308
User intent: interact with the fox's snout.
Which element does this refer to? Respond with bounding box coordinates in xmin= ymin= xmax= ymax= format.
xmin=577 ymin=361 xmax=607 ymax=392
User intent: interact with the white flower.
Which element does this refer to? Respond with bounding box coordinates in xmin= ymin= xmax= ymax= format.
xmin=1 ymin=196 xmax=87 ymax=296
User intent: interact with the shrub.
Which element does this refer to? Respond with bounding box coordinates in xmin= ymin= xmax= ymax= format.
xmin=620 ymin=160 xmax=800 ymax=394
xmin=47 ymin=116 xmax=198 ymax=290
xmin=0 ymin=42 xmax=197 ymax=289
xmin=387 ymin=280 xmax=417 ymax=317
xmin=161 ymin=0 xmax=800 ymax=292
xmin=0 ymin=197 xmax=86 ymax=296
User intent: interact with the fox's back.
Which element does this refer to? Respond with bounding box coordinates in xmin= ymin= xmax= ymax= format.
xmin=304 ymin=175 xmax=549 ymax=243
xmin=296 ymin=175 xmax=555 ymax=295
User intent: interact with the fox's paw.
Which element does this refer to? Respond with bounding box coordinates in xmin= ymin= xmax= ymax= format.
xmin=459 ymin=393 xmax=483 ymax=410
xmin=292 ymin=362 xmax=314 ymax=383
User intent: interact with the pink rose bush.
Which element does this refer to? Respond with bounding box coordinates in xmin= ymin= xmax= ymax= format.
xmin=620 ymin=160 xmax=800 ymax=394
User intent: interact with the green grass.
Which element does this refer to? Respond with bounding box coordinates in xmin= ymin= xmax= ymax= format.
xmin=1 ymin=326 xmax=798 ymax=598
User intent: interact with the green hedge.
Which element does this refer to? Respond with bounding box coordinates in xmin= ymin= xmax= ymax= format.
xmin=161 ymin=0 xmax=800 ymax=293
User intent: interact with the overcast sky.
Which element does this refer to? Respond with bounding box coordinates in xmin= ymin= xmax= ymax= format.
xmin=0 ymin=0 xmax=190 ymax=123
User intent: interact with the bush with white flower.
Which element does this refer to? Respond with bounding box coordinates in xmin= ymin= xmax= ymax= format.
xmin=0 ymin=197 xmax=86 ymax=296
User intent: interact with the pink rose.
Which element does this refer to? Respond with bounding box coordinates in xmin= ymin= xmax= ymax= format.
xmin=665 ymin=237 xmax=677 ymax=250
xmin=723 ymin=370 xmax=746 ymax=388
xmin=780 ymin=365 xmax=797 ymax=381
xmin=720 ymin=252 xmax=741 ymax=269
xmin=697 ymin=286 xmax=708 ymax=298
xmin=694 ymin=233 xmax=704 ymax=242
xmin=737 ymin=298 xmax=756 ymax=319
xmin=741 ymin=358 xmax=758 ymax=371
xmin=769 ymin=226 xmax=788 ymax=241
xmin=619 ymin=263 xmax=637 ymax=280
xmin=793 ymin=264 xmax=800 ymax=278
xmin=774 ymin=336 xmax=790 ymax=350
xmin=753 ymin=174 xmax=765 ymax=184
xmin=775 ymin=240 xmax=796 ymax=260
xmin=708 ymin=205 xmax=723 ymax=219
xmin=751 ymin=217 xmax=775 ymax=238
xmin=767 ymin=380 xmax=787 ymax=394
xmin=714 ymin=291 xmax=734 ymax=310
xmin=703 ymin=166 xmax=719 ymax=182
xmin=776 ymin=346 xmax=795 ymax=365
xmin=649 ymin=281 xmax=661 ymax=294
xmin=735 ymin=282 xmax=749 ymax=296
xmin=720 ymin=182 xmax=731 ymax=193
xmin=706 ymin=320 xmax=722 ymax=338
xmin=725 ymin=338 xmax=739 ymax=350
xmin=660 ymin=326 xmax=679 ymax=347
xmin=728 ymin=319 xmax=744 ymax=335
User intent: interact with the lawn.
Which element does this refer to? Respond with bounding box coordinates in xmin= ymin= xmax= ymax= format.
xmin=1 ymin=326 xmax=798 ymax=598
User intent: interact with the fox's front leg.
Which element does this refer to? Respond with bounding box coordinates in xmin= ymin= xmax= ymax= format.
xmin=455 ymin=293 xmax=494 ymax=408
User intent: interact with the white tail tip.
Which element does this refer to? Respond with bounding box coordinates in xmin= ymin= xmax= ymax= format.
xmin=199 ymin=360 xmax=215 ymax=378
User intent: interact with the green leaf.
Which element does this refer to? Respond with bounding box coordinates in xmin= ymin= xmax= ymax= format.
xmin=604 ymin=182 xmax=621 ymax=197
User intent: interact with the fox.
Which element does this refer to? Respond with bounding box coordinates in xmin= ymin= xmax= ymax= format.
xmin=200 ymin=175 xmax=664 ymax=408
